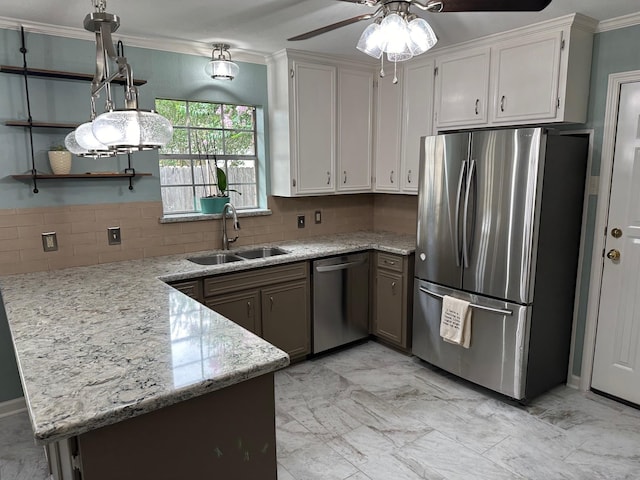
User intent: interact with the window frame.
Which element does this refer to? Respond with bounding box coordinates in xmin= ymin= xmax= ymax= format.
xmin=157 ymin=98 xmax=259 ymax=215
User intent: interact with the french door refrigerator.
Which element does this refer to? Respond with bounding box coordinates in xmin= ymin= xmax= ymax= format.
xmin=412 ymin=127 xmax=588 ymax=400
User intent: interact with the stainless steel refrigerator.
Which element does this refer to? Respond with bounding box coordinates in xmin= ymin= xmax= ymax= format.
xmin=412 ymin=128 xmax=588 ymax=400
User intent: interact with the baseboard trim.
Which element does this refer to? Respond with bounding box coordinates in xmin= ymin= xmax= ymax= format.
xmin=0 ymin=397 xmax=27 ymax=418
xmin=566 ymin=374 xmax=580 ymax=390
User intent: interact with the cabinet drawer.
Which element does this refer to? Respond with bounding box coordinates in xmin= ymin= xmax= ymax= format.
xmin=377 ymin=253 xmax=403 ymax=272
xmin=170 ymin=280 xmax=203 ymax=302
xmin=204 ymin=262 xmax=308 ymax=297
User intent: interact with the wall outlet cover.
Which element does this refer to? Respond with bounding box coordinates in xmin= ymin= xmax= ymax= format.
xmin=315 ymin=210 xmax=322 ymax=224
xmin=297 ymin=215 xmax=305 ymax=228
xmin=42 ymin=232 xmax=58 ymax=252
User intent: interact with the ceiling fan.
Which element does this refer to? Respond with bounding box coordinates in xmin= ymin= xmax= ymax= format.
xmin=288 ymin=0 xmax=553 ymax=41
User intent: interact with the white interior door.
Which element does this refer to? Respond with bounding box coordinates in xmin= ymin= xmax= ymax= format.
xmin=592 ymin=81 xmax=640 ymax=405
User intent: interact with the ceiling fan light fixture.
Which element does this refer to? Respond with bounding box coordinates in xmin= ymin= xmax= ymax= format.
xmin=206 ymin=44 xmax=239 ymax=81
xmin=407 ymin=17 xmax=438 ymax=55
xmin=356 ymin=22 xmax=383 ymax=59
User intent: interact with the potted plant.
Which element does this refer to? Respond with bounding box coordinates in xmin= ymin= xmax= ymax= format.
xmin=195 ymin=134 xmax=240 ymax=214
xmin=48 ymin=144 xmax=72 ymax=175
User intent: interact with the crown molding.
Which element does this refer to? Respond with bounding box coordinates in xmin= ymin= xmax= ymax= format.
xmin=0 ymin=16 xmax=267 ymax=65
xmin=596 ymin=12 xmax=640 ymax=33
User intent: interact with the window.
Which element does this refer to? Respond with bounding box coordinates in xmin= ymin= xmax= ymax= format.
xmin=156 ymin=99 xmax=258 ymax=214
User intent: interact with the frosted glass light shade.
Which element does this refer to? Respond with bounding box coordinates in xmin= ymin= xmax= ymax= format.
xmin=76 ymin=121 xmax=110 ymax=151
xmin=356 ymin=23 xmax=383 ymax=59
xmin=65 ymin=131 xmax=89 ymax=156
xmin=408 ymin=18 xmax=438 ymax=55
xmin=205 ymin=60 xmax=240 ymax=80
xmin=92 ymin=109 xmax=173 ymax=149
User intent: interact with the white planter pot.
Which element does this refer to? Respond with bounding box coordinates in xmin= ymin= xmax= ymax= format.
xmin=48 ymin=151 xmax=72 ymax=175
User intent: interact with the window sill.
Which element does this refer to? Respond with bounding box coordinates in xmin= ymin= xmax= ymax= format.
xmin=159 ymin=208 xmax=272 ymax=224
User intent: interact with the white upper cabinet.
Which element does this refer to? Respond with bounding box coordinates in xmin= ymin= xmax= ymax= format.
xmin=401 ymin=58 xmax=434 ymax=194
xmin=337 ymin=67 xmax=374 ymax=193
xmin=491 ymin=31 xmax=562 ymax=123
xmin=374 ymin=68 xmax=404 ymax=192
xmin=434 ymin=47 xmax=491 ymax=129
xmin=293 ymin=62 xmax=336 ymax=194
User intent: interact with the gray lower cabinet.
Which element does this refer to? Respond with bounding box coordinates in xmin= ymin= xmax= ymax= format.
xmin=372 ymin=252 xmax=414 ymax=350
xmin=203 ymin=262 xmax=310 ymax=361
xmin=168 ymin=279 xmax=203 ymax=303
xmin=205 ymin=290 xmax=261 ymax=335
xmin=261 ymin=280 xmax=310 ymax=360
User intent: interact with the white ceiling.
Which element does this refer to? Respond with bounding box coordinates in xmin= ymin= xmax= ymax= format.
xmin=2 ymin=0 xmax=640 ymax=62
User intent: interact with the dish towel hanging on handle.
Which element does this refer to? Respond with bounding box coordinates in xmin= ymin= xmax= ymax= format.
xmin=440 ymin=295 xmax=472 ymax=348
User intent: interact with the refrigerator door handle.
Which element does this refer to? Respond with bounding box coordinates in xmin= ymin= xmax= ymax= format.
xmin=419 ymin=286 xmax=513 ymax=316
xmin=462 ymin=159 xmax=477 ymax=269
xmin=455 ymin=160 xmax=468 ymax=267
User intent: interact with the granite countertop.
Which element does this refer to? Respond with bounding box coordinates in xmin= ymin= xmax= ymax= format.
xmin=0 ymin=231 xmax=415 ymax=444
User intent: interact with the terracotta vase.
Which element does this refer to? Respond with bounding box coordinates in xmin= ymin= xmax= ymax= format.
xmin=48 ymin=151 xmax=72 ymax=175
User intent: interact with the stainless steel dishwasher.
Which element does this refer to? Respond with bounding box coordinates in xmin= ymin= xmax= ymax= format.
xmin=312 ymin=252 xmax=370 ymax=354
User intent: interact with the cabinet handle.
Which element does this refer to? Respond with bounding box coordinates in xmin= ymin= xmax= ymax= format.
xmin=500 ymin=95 xmax=506 ymax=112
xmin=247 ymin=301 xmax=252 ymax=317
xmin=327 ymin=171 xmax=331 ymax=185
xmin=475 ymin=99 xmax=480 ymax=115
xmin=391 ymin=281 xmax=397 ymax=294
xmin=390 ymin=170 xmax=394 ymax=184
xmin=344 ymin=170 xmax=347 ymax=184
xmin=269 ymin=296 xmax=274 ymax=311
xmin=407 ymin=170 xmax=412 ymax=184
xmin=292 ymin=178 xmax=296 ymax=187
xmin=384 ymin=260 xmax=396 ymax=266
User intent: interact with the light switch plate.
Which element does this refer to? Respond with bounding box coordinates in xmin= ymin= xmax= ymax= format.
xmin=108 ymin=227 xmax=122 ymax=245
xmin=297 ymin=215 xmax=305 ymax=228
xmin=315 ymin=210 xmax=322 ymax=224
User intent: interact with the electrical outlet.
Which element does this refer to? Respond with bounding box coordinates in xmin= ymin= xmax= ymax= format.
xmin=297 ymin=215 xmax=305 ymax=228
xmin=42 ymin=232 xmax=58 ymax=252
xmin=108 ymin=227 xmax=122 ymax=245
xmin=315 ymin=210 xmax=322 ymax=224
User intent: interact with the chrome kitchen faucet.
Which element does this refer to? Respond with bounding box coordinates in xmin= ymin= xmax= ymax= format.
xmin=221 ymin=203 xmax=240 ymax=250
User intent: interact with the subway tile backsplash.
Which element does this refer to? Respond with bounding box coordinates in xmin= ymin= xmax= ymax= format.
xmin=0 ymin=194 xmax=417 ymax=275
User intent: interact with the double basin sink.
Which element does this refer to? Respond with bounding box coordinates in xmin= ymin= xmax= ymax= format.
xmin=187 ymin=247 xmax=289 ymax=265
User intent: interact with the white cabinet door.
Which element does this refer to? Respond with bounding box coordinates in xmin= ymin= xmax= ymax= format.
xmin=338 ymin=68 xmax=373 ymax=192
xmin=434 ymin=47 xmax=490 ymax=129
xmin=374 ymin=69 xmax=403 ymax=192
xmin=293 ymin=62 xmax=336 ymax=194
xmin=401 ymin=59 xmax=434 ymax=194
xmin=491 ymin=31 xmax=562 ymax=123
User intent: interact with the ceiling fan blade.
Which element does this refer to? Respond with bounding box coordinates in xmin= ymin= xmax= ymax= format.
xmin=425 ymin=0 xmax=552 ymax=12
xmin=288 ymin=13 xmax=375 ymax=41
xmin=336 ymin=0 xmax=380 ymax=5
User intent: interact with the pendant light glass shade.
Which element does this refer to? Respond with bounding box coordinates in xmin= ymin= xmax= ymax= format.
xmin=64 ymin=130 xmax=115 ymax=158
xmin=75 ymin=121 xmax=109 ymax=151
xmin=92 ymin=109 xmax=174 ymax=149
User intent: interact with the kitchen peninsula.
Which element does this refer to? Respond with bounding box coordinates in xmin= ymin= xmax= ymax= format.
xmin=0 ymin=232 xmax=415 ymax=479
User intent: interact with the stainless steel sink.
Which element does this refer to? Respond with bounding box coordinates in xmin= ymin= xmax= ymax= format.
xmin=235 ymin=247 xmax=289 ymax=259
xmin=187 ymin=253 xmax=245 ymax=265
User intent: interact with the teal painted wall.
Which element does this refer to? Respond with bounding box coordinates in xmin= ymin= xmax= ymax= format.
xmin=0 ymin=28 xmax=268 ymax=209
xmin=0 ymin=28 xmax=269 ymax=403
xmin=571 ymin=24 xmax=640 ymax=376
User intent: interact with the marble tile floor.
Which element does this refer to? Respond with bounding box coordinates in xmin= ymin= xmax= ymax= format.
xmin=2 ymin=340 xmax=640 ymax=479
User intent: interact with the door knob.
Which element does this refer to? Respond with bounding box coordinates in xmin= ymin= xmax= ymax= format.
xmin=607 ymin=249 xmax=621 ymax=261
xmin=611 ymin=228 xmax=622 ymax=238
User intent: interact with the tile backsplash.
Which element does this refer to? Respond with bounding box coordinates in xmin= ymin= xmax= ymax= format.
xmin=0 ymin=194 xmax=417 ymax=275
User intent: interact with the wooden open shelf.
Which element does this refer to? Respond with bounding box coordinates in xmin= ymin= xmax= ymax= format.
xmin=5 ymin=120 xmax=80 ymax=129
xmin=11 ymin=172 xmax=152 ymax=180
xmin=0 ymin=65 xmax=147 ymax=86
